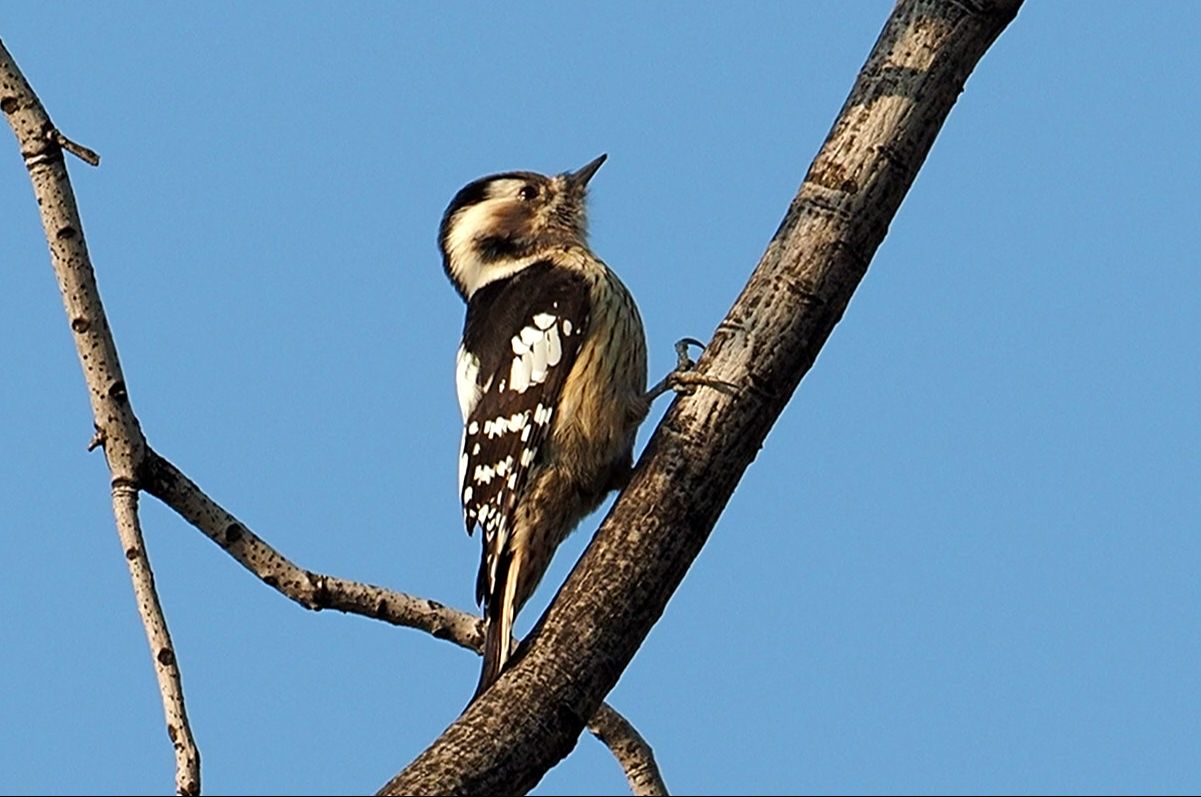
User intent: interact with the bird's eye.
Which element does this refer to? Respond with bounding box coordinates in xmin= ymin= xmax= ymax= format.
xmin=518 ymin=185 xmax=537 ymax=201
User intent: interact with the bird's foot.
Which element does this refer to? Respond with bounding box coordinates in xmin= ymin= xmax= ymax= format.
xmin=644 ymin=338 xmax=738 ymax=402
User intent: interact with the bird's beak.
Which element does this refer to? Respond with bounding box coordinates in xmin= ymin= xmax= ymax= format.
xmin=567 ymin=154 xmax=607 ymax=190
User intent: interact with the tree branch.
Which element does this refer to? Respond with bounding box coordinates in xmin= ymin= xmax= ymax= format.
xmin=0 ymin=37 xmax=199 ymax=796
xmin=141 ymin=449 xmax=481 ymax=641
xmin=3 ymin=35 xmax=665 ymax=796
xmin=113 ymin=483 xmax=201 ymax=795
xmin=588 ymin=705 xmax=668 ymax=796
xmin=139 ymin=448 xmax=672 ymax=792
xmin=379 ymin=1 xmax=1025 ymax=793
xmin=140 ymin=450 xmax=667 ymax=794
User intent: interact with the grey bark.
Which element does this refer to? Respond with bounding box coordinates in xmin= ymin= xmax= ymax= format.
xmin=380 ymin=1 xmax=1024 ymax=794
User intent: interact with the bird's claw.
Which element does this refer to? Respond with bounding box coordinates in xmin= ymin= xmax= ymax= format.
xmin=674 ymin=337 xmax=706 ymax=371
xmin=645 ymin=338 xmax=737 ymax=402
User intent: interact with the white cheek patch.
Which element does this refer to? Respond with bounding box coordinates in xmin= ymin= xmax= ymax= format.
xmin=445 ymin=185 xmax=541 ymax=297
xmin=444 ymin=202 xmax=494 ymax=294
xmin=507 ymin=319 xmax=564 ymax=394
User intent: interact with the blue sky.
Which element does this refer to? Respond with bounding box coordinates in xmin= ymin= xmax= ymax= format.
xmin=2 ymin=3 xmax=1198 ymax=795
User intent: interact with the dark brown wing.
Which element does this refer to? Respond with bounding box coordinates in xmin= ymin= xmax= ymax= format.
xmin=456 ymin=261 xmax=590 ymax=606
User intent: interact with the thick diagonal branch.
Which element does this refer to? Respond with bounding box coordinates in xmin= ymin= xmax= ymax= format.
xmin=381 ymin=1 xmax=1025 ymax=794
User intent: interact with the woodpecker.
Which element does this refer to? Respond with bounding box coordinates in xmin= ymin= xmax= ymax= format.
xmin=439 ymin=154 xmax=651 ymax=699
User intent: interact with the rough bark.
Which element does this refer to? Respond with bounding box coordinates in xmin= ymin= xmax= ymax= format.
xmin=380 ymin=1 xmax=1024 ymax=794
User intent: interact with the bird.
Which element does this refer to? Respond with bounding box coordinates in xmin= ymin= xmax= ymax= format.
xmin=439 ymin=154 xmax=656 ymax=700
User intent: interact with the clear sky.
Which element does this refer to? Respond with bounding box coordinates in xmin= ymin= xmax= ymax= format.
xmin=2 ymin=3 xmax=1198 ymax=795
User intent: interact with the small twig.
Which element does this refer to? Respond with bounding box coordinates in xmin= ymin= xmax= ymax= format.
xmin=140 ymin=449 xmax=669 ymax=795
xmin=47 ymin=127 xmax=100 ymax=166
xmin=112 ymin=483 xmax=201 ymax=796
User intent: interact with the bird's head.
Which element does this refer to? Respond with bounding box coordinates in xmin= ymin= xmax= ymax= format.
xmin=438 ymin=154 xmax=607 ymax=300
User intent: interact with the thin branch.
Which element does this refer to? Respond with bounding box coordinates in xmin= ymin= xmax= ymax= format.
xmin=0 ymin=38 xmax=198 ymax=795
xmin=589 ymin=705 xmax=668 ymax=797
xmin=140 ymin=450 xmax=668 ymax=795
xmin=2 ymin=35 xmax=663 ymax=793
xmin=140 ymin=449 xmax=476 ymax=636
xmin=380 ymin=1 xmax=1025 ymax=793
xmin=113 ymin=483 xmax=201 ymax=795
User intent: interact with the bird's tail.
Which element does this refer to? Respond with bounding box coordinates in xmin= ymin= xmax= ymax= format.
xmin=473 ymin=612 xmax=508 ymax=702
xmin=472 ymin=552 xmax=520 ymax=702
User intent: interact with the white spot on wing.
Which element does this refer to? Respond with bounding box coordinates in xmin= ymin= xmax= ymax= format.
xmin=545 ymin=326 xmax=562 ymax=367
xmin=533 ymin=313 xmax=555 ymax=330
xmin=529 ymin=336 xmax=549 ymax=384
xmin=510 ymin=352 xmax=531 ymax=393
xmin=458 ymin=447 xmax=468 ymax=494
xmin=455 ymin=346 xmax=481 ymax=421
xmin=533 ymin=403 xmax=554 ymax=425
xmin=520 ymin=325 xmax=543 ymax=346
